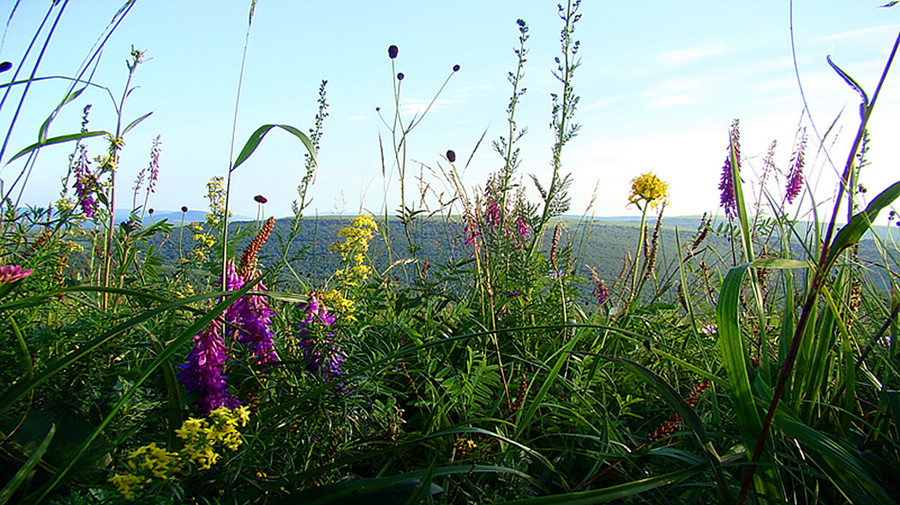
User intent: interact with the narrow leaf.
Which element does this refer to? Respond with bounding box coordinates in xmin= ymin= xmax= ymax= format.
xmin=0 ymin=424 xmax=55 ymax=505
xmin=231 ymin=124 xmax=317 ymax=172
xmin=7 ymin=130 xmax=108 ymax=164
xmin=827 ymin=55 xmax=869 ymax=105
xmin=122 ymin=111 xmax=153 ymax=136
xmin=826 ymin=180 xmax=900 ymax=271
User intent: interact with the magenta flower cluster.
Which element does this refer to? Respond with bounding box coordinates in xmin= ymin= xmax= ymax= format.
xmin=223 ymin=262 xmax=279 ymax=365
xmin=177 ymin=261 xmax=279 ymax=414
xmin=176 ymin=319 xmax=241 ymax=415
xmin=72 ymin=145 xmax=99 ymax=219
xmin=296 ymin=295 xmax=345 ymax=380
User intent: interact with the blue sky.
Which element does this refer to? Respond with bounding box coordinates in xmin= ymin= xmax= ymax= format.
xmin=1 ymin=1 xmax=898 ymax=221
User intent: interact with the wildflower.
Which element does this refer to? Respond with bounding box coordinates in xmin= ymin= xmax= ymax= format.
xmin=0 ymin=61 xmax=12 ymax=73
xmin=628 ymin=172 xmax=669 ymax=208
xmin=515 ymin=217 xmax=529 ymax=239
xmin=454 ymin=438 xmax=477 ymax=457
xmin=223 ymin=260 xmax=278 ymax=365
xmin=452 ymin=64 xmax=460 ymax=72
xmin=446 ymin=149 xmax=456 ymax=162
xmin=297 ymin=295 xmax=345 ymax=379
xmin=72 ymin=144 xmax=98 ymax=218
xmin=177 ymin=319 xmax=240 ymax=415
xmin=719 ymin=120 xmax=740 ymax=219
xmin=397 ymin=72 xmax=405 ymax=81
xmin=253 ymin=194 xmax=268 ymax=204
xmin=483 ymin=179 xmax=502 ymax=228
xmin=0 ymin=265 xmax=33 ymax=284
xmin=593 ymin=279 xmax=610 ymax=308
xmin=129 ymin=443 xmax=182 ymax=479
xmin=181 ymin=205 xmax=189 ymax=213
xmin=388 ymin=45 xmax=399 ymax=59
xmin=109 ymin=472 xmax=144 ymax=500
xmin=786 ymin=128 xmax=807 ymax=204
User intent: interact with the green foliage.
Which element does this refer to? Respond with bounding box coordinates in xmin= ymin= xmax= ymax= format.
xmin=1 ymin=2 xmax=900 ymax=505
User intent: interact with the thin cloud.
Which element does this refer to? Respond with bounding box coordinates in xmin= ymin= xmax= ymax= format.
xmin=816 ymin=24 xmax=900 ymax=45
xmin=657 ymin=44 xmax=726 ymax=67
xmin=399 ymin=98 xmax=456 ymax=115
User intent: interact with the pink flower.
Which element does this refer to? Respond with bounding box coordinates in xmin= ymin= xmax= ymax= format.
xmin=0 ymin=265 xmax=33 ymax=284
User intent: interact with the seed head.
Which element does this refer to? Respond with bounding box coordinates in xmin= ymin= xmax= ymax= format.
xmin=452 ymin=64 xmax=460 ymax=72
xmin=181 ymin=205 xmax=189 ymax=213
xmin=446 ymin=149 xmax=456 ymax=162
xmin=388 ymin=45 xmax=399 ymax=59
xmin=397 ymin=72 xmax=404 ymax=81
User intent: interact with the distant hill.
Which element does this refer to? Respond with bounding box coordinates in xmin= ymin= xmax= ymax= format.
xmin=137 ymin=213 xmax=897 ymax=301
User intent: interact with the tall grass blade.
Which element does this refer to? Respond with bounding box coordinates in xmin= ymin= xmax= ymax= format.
xmin=0 ymin=423 xmax=54 ymax=505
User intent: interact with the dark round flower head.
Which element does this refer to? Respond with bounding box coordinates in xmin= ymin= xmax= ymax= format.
xmin=388 ymin=45 xmax=399 ymax=59
xmin=181 ymin=205 xmax=189 ymax=213
xmin=254 ymin=194 xmax=268 ymax=204
xmin=397 ymin=72 xmax=404 ymax=81
xmin=0 ymin=61 xmax=12 ymax=73
xmin=446 ymin=150 xmax=456 ymax=163
xmin=452 ymin=64 xmax=460 ymax=72
xmin=148 ymin=208 xmax=154 ymax=215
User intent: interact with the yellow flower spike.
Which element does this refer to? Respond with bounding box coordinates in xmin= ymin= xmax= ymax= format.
xmin=628 ymin=172 xmax=670 ymax=208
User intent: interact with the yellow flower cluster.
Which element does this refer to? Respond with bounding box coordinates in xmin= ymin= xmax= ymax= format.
xmin=176 ymin=406 xmax=250 ymax=470
xmin=322 ymin=289 xmax=354 ymax=313
xmin=109 ymin=406 xmax=250 ymax=500
xmin=628 ymin=172 xmax=670 ymax=208
xmin=205 ymin=175 xmax=232 ymax=225
xmin=331 ymin=215 xmax=378 ymax=286
xmin=108 ymin=472 xmax=144 ymax=500
xmin=454 ymin=438 xmax=478 ymax=457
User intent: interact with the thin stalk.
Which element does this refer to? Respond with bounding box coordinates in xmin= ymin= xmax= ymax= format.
xmin=221 ymin=1 xmax=256 ymax=289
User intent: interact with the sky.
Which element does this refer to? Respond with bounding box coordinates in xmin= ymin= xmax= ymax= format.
xmin=1 ymin=1 xmax=899 ymax=222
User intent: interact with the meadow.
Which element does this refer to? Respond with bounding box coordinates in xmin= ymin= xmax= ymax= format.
xmin=2 ymin=1 xmax=900 ymax=504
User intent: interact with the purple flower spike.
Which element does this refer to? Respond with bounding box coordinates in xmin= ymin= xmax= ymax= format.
xmin=177 ymin=319 xmax=240 ymax=415
xmin=223 ymin=261 xmax=279 ymax=365
xmin=786 ymin=129 xmax=807 ymax=204
xmin=718 ymin=120 xmax=740 ymax=220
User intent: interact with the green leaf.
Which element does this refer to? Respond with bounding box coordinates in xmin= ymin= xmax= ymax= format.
xmin=6 ymin=130 xmax=109 ymax=164
xmin=122 ymin=111 xmax=153 ymax=135
xmin=38 ymin=87 xmax=86 ymax=144
xmin=0 ymin=424 xmax=55 ymax=505
xmin=492 ymin=463 xmax=708 ymax=505
xmin=231 ymin=124 xmax=317 ymax=172
xmin=826 ymin=180 xmax=900 ymax=271
xmin=827 ymin=55 xmax=869 ymax=106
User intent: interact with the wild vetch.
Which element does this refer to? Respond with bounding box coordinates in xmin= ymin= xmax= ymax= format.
xmin=719 ymin=119 xmax=740 ymax=219
xmin=786 ymin=128 xmax=807 ymax=204
xmin=177 ymin=319 xmax=240 ymax=415
xmin=297 ymin=294 xmax=345 ymax=380
xmin=224 ymin=260 xmax=279 ymax=365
